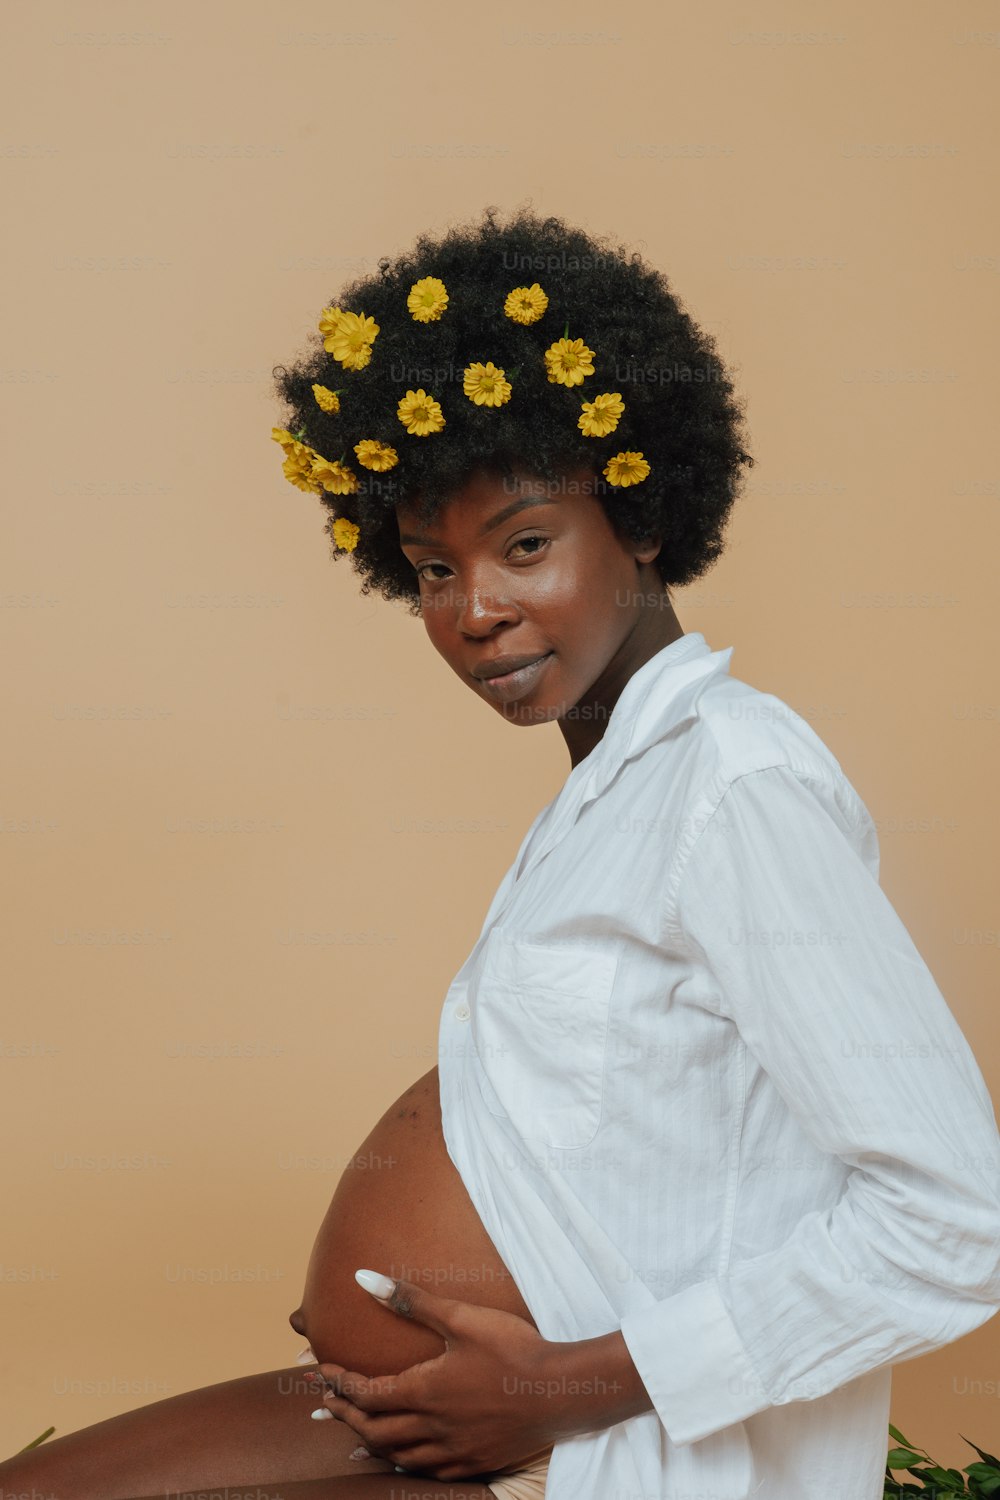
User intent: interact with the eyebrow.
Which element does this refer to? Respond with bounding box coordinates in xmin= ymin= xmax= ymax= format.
xmin=398 ymin=497 xmax=556 ymax=548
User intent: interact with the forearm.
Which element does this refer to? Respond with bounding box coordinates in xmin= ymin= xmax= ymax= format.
xmin=532 ymin=1329 xmax=654 ymax=1439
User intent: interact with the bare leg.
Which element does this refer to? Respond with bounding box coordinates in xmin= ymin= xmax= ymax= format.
xmin=120 ymin=1479 xmax=495 ymax=1500
xmin=0 ymin=1363 xmax=402 ymax=1500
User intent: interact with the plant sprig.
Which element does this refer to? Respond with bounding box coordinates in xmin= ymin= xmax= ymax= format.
xmin=884 ymin=1423 xmax=1000 ymax=1497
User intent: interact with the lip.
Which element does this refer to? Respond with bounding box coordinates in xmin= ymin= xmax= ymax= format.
xmin=470 ymin=651 xmax=553 ymax=680
xmin=474 ymin=651 xmax=554 ymax=705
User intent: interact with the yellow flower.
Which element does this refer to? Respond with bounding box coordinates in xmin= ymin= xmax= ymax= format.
xmin=279 ymin=441 xmax=324 ymax=495
xmin=544 ymin=336 xmax=595 ymax=387
xmin=463 ymin=361 xmax=512 ymax=408
xmin=312 ymin=384 xmax=341 ymax=414
xmin=272 ymin=426 xmax=302 ymax=451
xmin=317 ymin=305 xmax=343 ymax=341
xmin=332 ymin=517 xmax=360 ymax=553
xmin=504 ymin=284 xmax=548 ymax=324
xmin=325 ymin=310 xmax=380 ymax=371
xmin=397 ymin=388 xmax=446 ymax=436
xmin=604 ymin=451 xmax=650 ymax=488
xmin=408 ymin=276 xmax=449 ymax=322
xmin=310 ymin=456 xmax=359 ymax=495
xmin=578 ymin=392 xmax=625 ymax=438
xmin=354 ymin=439 xmax=399 ymax=471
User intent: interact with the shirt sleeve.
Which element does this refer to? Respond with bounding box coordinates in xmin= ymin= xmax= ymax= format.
xmin=617 ymin=762 xmax=1000 ymax=1446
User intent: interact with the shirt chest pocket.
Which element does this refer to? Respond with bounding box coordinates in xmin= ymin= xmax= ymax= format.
xmin=470 ymin=931 xmax=619 ymax=1150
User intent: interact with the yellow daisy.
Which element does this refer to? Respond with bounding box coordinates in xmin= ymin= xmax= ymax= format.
xmin=397 ymin=388 xmax=446 ymax=437
xmin=279 ymin=441 xmax=324 ymax=495
xmin=272 ymin=426 xmax=302 ymax=452
xmin=332 ymin=517 xmax=360 ymax=553
xmin=407 ymin=276 xmax=449 ymax=322
xmin=310 ymin=456 xmax=359 ymax=495
xmin=325 ymin=310 xmax=380 ymax=371
xmin=544 ymin=336 xmax=596 ymax=387
xmin=463 ymin=361 xmax=512 ymax=408
xmin=604 ymin=451 xmax=651 ymax=488
xmin=312 ymin=384 xmax=341 ymax=414
xmin=504 ymin=284 xmax=548 ymax=324
xmin=579 ymin=392 xmax=625 ymax=438
xmin=317 ymin=305 xmax=343 ymax=342
xmin=354 ymin=439 xmax=399 ymax=472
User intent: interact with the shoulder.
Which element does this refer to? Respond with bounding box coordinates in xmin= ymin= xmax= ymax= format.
xmin=679 ymin=670 xmax=879 ymax=869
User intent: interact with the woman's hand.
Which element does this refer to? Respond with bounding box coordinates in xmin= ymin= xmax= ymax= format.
xmin=310 ymin=1271 xmax=558 ymax=1481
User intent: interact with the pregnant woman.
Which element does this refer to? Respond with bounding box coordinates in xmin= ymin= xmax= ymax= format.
xmin=3 ymin=204 xmax=999 ymax=1500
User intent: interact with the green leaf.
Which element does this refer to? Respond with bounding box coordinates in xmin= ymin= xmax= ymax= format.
xmin=910 ymin=1462 xmax=967 ymax=1491
xmin=889 ymin=1423 xmax=932 ymax=1460
xmin=888 ymin=1448 xmax=926 ymax=1468
xmin=962 ymin=1436 xmax=1000 ymax=1469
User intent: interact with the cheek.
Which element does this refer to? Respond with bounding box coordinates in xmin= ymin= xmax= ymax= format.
xmin=529 ymin=552 xmax=593 ymax=614
xmin=420 ymin=601 xmax=447 ymax=647
xmin=419 ymin=592 xmax=465 ymax=660
xmin=541 ymin=551 xmax=631 ymax=639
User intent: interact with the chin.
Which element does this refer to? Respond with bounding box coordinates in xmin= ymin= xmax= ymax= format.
xmin=494 ymin=699 xmax=566 ymax=726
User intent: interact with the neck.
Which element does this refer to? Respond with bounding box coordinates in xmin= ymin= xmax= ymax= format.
xmin=559 ymin=591 xmax=685 ymax=771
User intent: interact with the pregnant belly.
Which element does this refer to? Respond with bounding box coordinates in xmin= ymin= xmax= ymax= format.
xmin=291 ymin=1066 xmax=538 ymax=1375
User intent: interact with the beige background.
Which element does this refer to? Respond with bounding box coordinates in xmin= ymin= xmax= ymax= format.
xmin=2 ymin=0 xmax=998 ymax=1474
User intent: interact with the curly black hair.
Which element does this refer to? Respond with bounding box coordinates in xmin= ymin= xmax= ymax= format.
xmin=270 ymin=201 xmax=753 ymax=617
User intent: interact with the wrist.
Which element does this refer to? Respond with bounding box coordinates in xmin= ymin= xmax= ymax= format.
xmin=534 ymin=1329 xmax=654 ymax=1439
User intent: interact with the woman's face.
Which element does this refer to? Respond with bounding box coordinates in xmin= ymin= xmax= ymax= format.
xmin=395 ymin=463 xmax=667 ymax=731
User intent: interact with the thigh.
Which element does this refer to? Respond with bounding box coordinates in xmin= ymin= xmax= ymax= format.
xmin=0 ymin=1364 xmax=399 ymax=1499
xmin=120 ymin=1479 xmax=494 ymax=1500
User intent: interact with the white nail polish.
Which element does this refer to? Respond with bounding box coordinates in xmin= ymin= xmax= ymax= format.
xmin=310 ymin=1407 xmax=334 ymax=1421
xmin=355 ymin=1268 xmax=395 ymax=1299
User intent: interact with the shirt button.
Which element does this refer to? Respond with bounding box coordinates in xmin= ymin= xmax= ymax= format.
xmin=454 ymin=1003 xmax=470 ymax=1022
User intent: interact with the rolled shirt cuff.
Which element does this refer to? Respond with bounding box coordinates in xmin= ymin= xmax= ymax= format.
xmin=619 ymin=1277 xmax=770 ymax=1446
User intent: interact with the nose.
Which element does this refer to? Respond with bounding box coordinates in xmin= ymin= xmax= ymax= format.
xmin=288 ymin=1306 xmax=307 ymax=1337
xmin=455 ymin=573 xmax=518 ymax=636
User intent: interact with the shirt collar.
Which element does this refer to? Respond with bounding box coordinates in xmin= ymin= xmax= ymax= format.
xmin=571 ymin=630 xmax=734 ymax=801
xmin=505 ymin=632 xmax=734 ymax=897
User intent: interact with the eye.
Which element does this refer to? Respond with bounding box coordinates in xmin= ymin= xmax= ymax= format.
xmin=508 ymin=533 xmax=549 ymax=559
xmin=412 ymin=534 xmax=550 ymax=584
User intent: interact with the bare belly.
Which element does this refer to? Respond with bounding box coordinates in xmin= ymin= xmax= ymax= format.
xmin=291 ymin=1066 xmax=537 ymax=1375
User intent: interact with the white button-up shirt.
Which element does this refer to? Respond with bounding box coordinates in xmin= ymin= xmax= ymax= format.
xmin=436 ymin=631 xmax=1000 ymax=1500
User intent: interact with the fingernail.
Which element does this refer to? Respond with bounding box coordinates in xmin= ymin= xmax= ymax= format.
xmin=310 ymin=1408 xmax=334 ymax=1421
xmin=349 ymin=1445 xmax=371 ymax=1460
xmin=355 ymin=1268 xmax=395 ymax=1299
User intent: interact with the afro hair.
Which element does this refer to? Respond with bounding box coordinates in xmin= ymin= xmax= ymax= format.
xmin=270 ymin=201 xmax=753 ymax=617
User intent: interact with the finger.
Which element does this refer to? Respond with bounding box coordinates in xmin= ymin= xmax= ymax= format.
xmin=389 ymin=1446 xmax=475 ymax=1482
xmin=367 ymin=1412 xmax=441 ymax=1447
xmin=315 ymin=1363 xmax=373 ymax=1403
xmin=314 ymin=1406 xmax=431 ymax=1458
xmin=317 ymin=1363 xmax=403 ymax=1413
xmin=310 ymin=1392 xmax=365 ymax=1435
xmin=355 ymin=1271 xmax=464 ymax=1342
xmin=306 ymin=1361 xmax=345 ymax=1398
